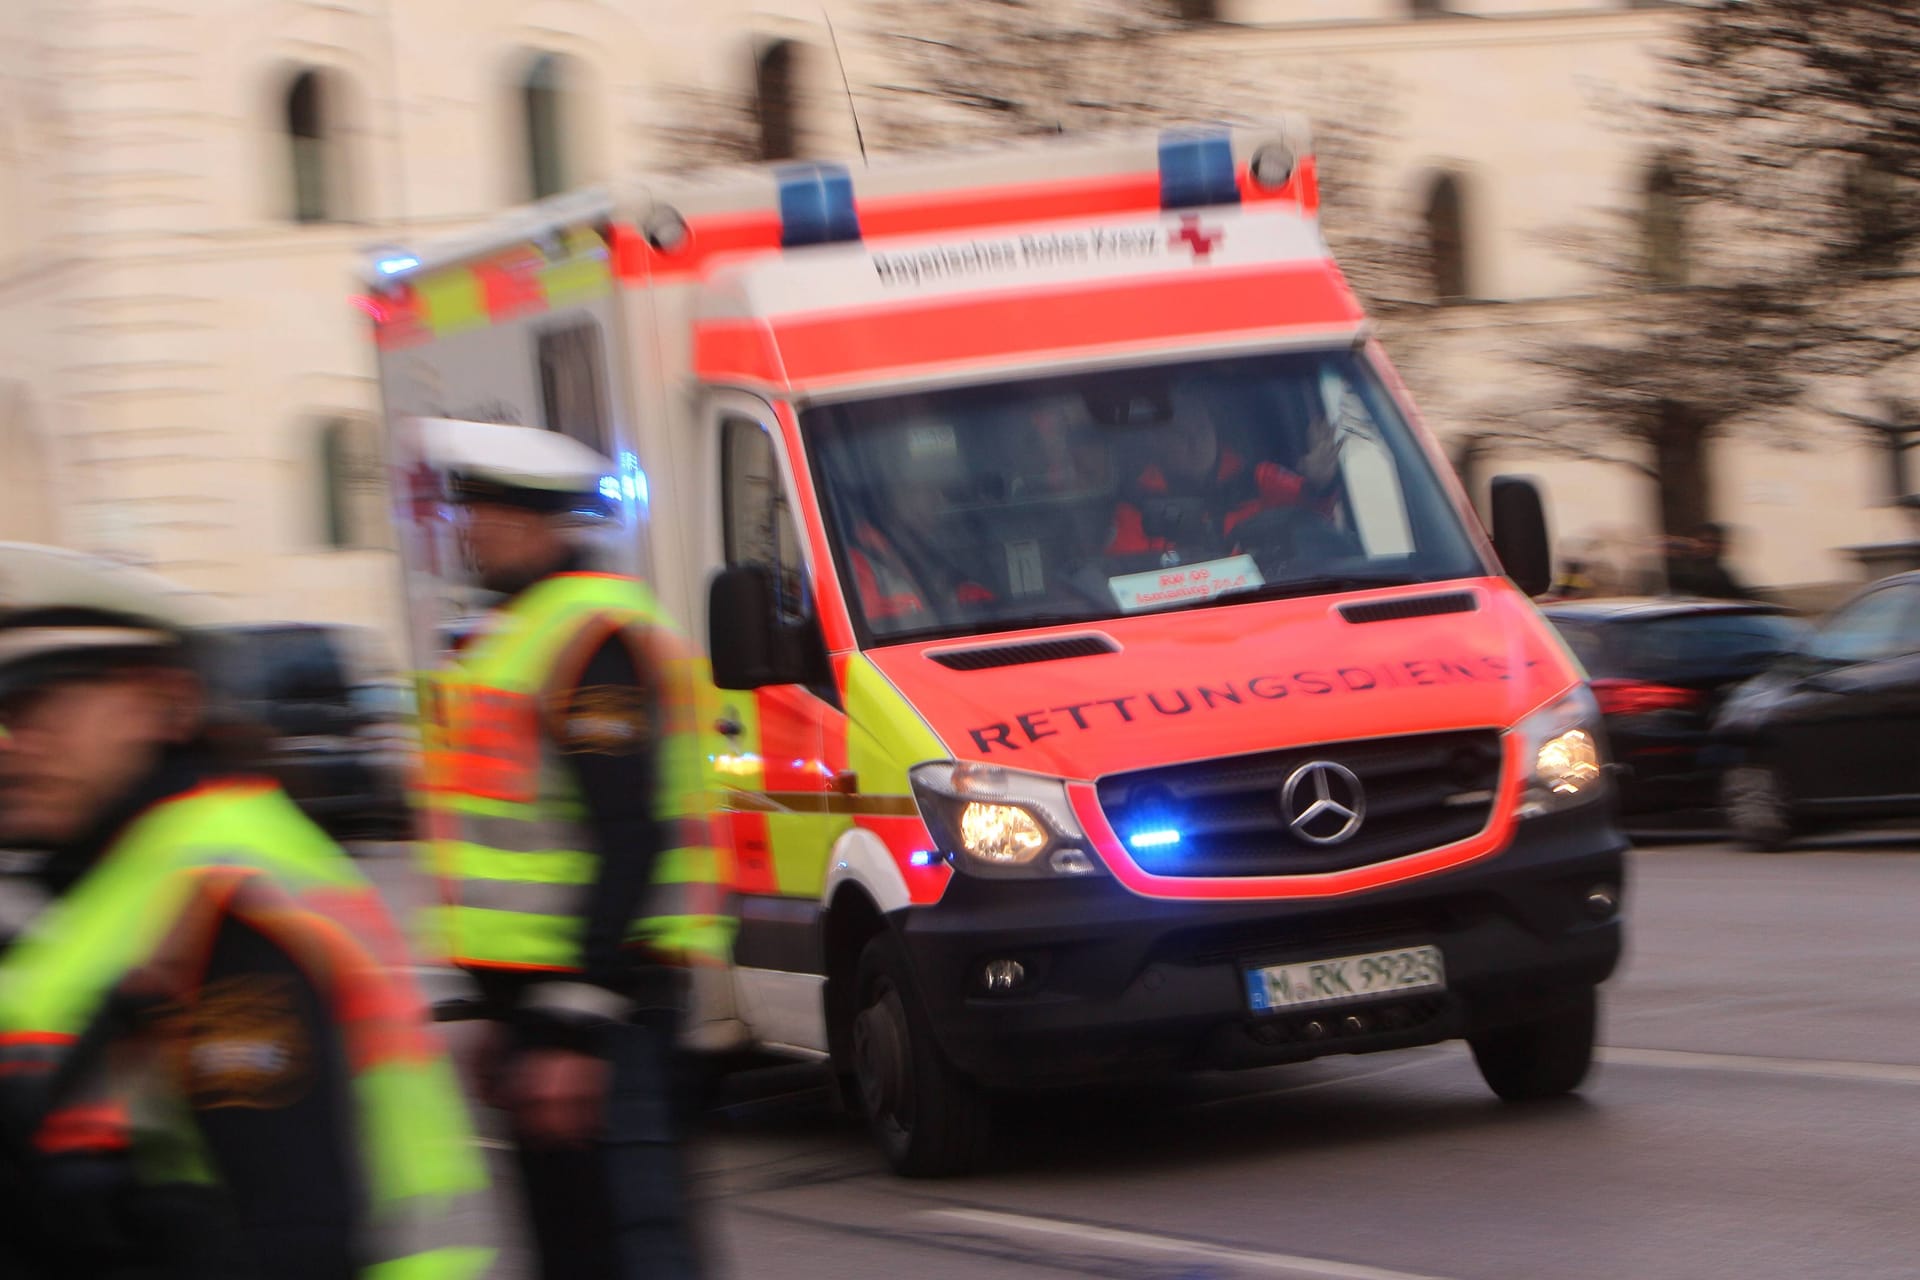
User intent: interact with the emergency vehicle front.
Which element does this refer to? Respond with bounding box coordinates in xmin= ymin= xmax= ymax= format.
xmin=364 ymin=120 xmax=1625 ymax=1178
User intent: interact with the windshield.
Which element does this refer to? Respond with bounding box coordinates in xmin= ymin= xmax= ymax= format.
xmin=802 ymin=349 xmax=1486 ymax=644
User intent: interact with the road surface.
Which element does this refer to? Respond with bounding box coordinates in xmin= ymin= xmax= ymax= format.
xmin=363 ymin=837 xmax=1920 ymax=1280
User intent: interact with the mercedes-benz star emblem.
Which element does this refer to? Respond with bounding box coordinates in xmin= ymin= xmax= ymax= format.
xmin=1281 ymin=761 xmax=1366 ymax=845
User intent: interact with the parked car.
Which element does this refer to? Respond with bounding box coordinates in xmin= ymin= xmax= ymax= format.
xmin=207 ymin=623 xmax=414 ymax=841
xmin=1543 ymin=598 xmax=1809 ymax=828
xmin=1713 ymin=571 xmax=1920 ymax=849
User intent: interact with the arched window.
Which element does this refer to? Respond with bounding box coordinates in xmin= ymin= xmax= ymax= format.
xmin=1423 ymin=172 xmax=1469 ymax=303
xmin=522 ymin=54 xmax=569 ymax=199
xmin=286 ymin=69 xmax=332 ymax=223
xmin=1643 ymin=157 xmax=1688 ymax=287
xmin=317 ymin=417 xmax=385 ymax=549
xmin=755 ymin=42 xmax=799 ymax=162
xmin=1846 ymin=152 xmax=1903 ymax=271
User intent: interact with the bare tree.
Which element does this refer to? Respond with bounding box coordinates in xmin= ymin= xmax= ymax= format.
xmin=1507 ymin=0 xmax=1920 ymax=538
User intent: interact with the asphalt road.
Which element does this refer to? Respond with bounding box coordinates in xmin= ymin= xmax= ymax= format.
xmin=362 ymin=838 xmax=1920 ymax=1280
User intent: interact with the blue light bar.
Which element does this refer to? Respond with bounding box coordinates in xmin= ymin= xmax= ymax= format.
xmin=1128 ymin=828 xmax=1182 ymax=850
xmin=909 ymin=850 xmax=937 ymax=867
xmin=777 ymin=163 xmax=862 ymax=248
xmin=1158 ymin=129 xmax=1241 ymax=211
xmin=375 ymin=253 xmax=420 ymax=276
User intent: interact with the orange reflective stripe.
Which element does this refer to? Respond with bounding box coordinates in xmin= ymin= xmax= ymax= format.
xmin=35 ymin=1102 xmax=131 ymax=1155
xmin=445 ymin=688 xmax=539 ymax=803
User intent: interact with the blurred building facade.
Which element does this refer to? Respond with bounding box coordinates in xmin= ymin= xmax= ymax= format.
xmin=0 ymin=0 xmax=1911 ymax=654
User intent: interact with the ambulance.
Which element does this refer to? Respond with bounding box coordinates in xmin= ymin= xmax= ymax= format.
xmin=365 ymin=119 xmax=1625 ymax=1176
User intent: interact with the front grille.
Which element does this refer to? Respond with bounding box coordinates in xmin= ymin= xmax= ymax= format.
xmin=1095 ymin=730 xmax=1503 ymax=877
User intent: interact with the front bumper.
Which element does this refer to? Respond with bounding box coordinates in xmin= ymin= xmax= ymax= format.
xmin=894 ymin=807 xmax=1625 ymax=1089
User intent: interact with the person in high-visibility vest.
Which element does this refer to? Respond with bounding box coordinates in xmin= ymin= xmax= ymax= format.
xmin=0 ymin=542 xmax=491 ymax=1279
xmin=415 ymin=421 xmax=730 ymax=1280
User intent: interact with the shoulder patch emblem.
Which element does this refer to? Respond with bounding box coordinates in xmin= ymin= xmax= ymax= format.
xmin=552 ymin=684 xmax=651 ymax=755
xmin=177 ymin=975 xmax=313 ymax=1111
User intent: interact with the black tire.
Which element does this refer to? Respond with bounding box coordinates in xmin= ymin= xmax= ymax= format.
xmin=1470 ymin=987 xmax=1598 ymax=1102
xmin=1722 ymin=762 xmax=1795 ymax=852
xmin=849 ymin=931 xmax=993 ymax=1177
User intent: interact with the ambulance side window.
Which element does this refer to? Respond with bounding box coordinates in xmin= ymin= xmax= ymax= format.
xmin=538 ymin=319 xmax=610 ymax=453
xmin=721 ymin=416 xmax=807 ymax=623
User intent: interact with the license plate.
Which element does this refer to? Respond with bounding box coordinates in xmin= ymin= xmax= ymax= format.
xmin=1245 ymin=944 xmax=1445 ymax=1014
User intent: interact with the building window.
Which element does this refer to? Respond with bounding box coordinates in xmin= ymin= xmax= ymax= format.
xmin=1644 ymin=157 xmax=1688 ymax=287
xmin=1171 ymin=0 xmax=1218 ymax=20
xmin=755 ymin=41 xmax=799 ymax=162
xmin=286 ymin=70 xmax=332 ymax=223
xmin=522 ymin=53 xmax=569 ymax=199
xmin=317 ymin=417 xmax=386 ymax=549
xmin=1423 ymin=172 xmax=1469 ymax=303
xmin=1846 ymin=153 xmax=1903 ymax=271
xmin=1410 ymin=0 xmax=1451 ymax=15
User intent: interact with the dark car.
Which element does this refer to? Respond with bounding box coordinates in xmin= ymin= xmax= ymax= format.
xmin=1713 ymin=571 xmax=1920 ymax=849
xmin=1543 ymin=598 xmax=1809 ymax=828
xmin=207 ymin=623 xmax=414 ymax=841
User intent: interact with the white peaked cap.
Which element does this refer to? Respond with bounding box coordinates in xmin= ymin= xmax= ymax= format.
xmin=0 ymin=542 xmax=207 ymax=672
xmin=416 ymin=418 xmax=614 ymax=495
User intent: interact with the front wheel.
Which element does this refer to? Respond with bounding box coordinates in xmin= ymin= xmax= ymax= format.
xmin=1469 ymin=987 xmax=1597 ymax=1102
xmin=850 ymin=932 xmax=993 ymax=1177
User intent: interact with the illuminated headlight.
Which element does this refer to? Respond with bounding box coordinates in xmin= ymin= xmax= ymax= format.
xmin=1537 ymin=729 xmax=1602 ymax=796
xmin=910 ymin=762 xmax=1101 ymax=879
xmin=958 ymin=802 xmax=1048 ymax=864
xmin=1511 ymin=686 xmax=1611 ymax=818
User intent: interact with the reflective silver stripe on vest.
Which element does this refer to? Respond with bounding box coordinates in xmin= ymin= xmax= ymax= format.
xmin=450 ymin=811 xmax=585 ymax=857
xmin=522 ymin=981 xmax=634 ymax=1021
xmin=0 ymin=875 xmax=50 ymax=942
xmin=456 ymin=878 xmax=586 ymax=917
xmin=362 ymin=1187 xmax=498 ymax=1275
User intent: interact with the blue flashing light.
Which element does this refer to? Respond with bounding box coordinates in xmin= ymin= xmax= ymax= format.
xmin=1158 ymin=129 xmax=1240 ymax=211
xmin=375 ymin=253 xmax=420 ymax=276
xmin=1128 ymin=828 xmax=1183 ymax=850
xmin=909 ymin=850 xmax=937 ymax=868
xmin=777 ymin=163 xmax=862 ymax=248
xmin=618 ymin=450 xmax=649 ymax=509
xmin=598 ymin=476 xmax=622 ymax=502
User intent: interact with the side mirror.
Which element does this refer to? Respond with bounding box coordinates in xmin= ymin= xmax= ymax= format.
xmin=1489 ymin=475 xmax=1552 ymax=598
xmin=708 ymin=565 xmax=817 ymax=691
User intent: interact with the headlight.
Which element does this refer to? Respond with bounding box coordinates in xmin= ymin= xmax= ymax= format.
xmin=1511 ymin=686 xmax=1611 ymax=818
xmin=957 ymin=802 xmax=1048 ymax=864
xmin=909 ymin=761 xmax=1101 ymax=878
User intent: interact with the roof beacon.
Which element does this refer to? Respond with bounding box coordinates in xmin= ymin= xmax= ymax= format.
xmin=1158 ymin=128 xmax=1241 ymax=211
xmin=778 ymin=162 xmax=862 ymax=248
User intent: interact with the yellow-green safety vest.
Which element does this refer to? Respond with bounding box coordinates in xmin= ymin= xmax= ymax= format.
xmin=421 ymin=571 xmax=733 ymax=973
xmin=0 ymin=778 xmax=494 ymax=1280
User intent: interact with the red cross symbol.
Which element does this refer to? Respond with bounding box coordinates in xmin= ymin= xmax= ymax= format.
xmin=1172 ymin=215 xmax=1224 ymax=261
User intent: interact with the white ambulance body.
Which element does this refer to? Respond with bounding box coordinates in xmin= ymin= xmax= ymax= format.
xmin=367 ymin=122 xmax=1624 ymax=1176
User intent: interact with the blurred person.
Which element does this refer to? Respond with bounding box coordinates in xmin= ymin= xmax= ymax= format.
xmin=0 ymin=543 xmax=489 ymax=1280
xmin=1666 ymin=522 xmax=1754 ymax=600
xmin=845 ymin=443 xmax=994 ymax=629
xmin=1106 ymin=389 xmax=1338 ymax=565
xmin=419 ymin=422 xmax=731 ymax=1280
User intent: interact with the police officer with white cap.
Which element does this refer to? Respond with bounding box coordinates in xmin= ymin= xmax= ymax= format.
xmin=414 ymin=421 xmax=731 ymax=1280
xmin=0 ymin=543 xmax=490 ymax=1279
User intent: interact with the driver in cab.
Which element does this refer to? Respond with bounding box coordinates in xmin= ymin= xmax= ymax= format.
xmin=1106 ymin=389 xmax=1338 ymax=567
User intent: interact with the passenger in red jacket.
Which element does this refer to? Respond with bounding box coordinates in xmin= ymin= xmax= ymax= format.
xmin=1107 ymin=396 xmax=1337 ymax=564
